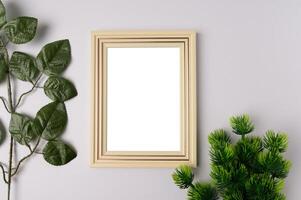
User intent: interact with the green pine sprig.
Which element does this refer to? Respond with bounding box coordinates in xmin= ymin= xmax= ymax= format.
xmin=188 ymin=183 xmax=218 ymax=200
xmin=230 ymin=114 xmax=254 ymax=136
xmin=263 ymin=130 xmax=288 ymax=153
xmin=172 ymin=165 xmax=194 ymax=189
xmin=172 ymin=114 xmax=291 ymax=200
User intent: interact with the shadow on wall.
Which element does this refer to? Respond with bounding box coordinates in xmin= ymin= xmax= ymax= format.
xmin=5 ymin=1 xmax=49 ymax=45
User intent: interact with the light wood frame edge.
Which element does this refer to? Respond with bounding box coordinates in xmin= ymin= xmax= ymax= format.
xmin=91 ymin=31 xmax=197 ymax=168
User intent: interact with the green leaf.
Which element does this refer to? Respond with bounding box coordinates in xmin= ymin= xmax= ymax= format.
xmin=34 ymin=101 xmax=67 ymax=140
xmin=9 ymin=51 xmax=39 ymax=82
xmin=43 ymin=140 xmax=76 ymax=166
xmin=0 ymin=0 xmax=6 ymax=27
xmin=36 ymin=39 xmax=71 ymax=75
xmin=0 ymin=43 xmax=8 ymax=81
xmin=44 ymin=76 xmax=77 ymax=101
xmin=0 ymin=120 xmax=4 ymax=145
xmin=0 ymin=129 xmax=4 ymax=145
xmin=9 ymin=113 xmax=36 ymax=145
xmin=0 ymin=55 xmax=7 ymax=81
xmin=3 ymin=16 xmax=37 ymax=44
xmin=0 ymin=42 xmax=8 ymax=63
xmin=172 ymin=165 xmax=194 ymax=189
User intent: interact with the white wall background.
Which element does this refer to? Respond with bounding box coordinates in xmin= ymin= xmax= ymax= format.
xmin=0 ymin=0 xmax=300 ymax=199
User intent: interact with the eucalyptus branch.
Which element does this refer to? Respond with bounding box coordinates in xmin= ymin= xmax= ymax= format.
xmin=11 ymin=136 xmax=41 ymax=177
xmin=0 ymin=96 xmax=11 ymax=113
xmin=15 ymin=74 xmax=43 ymax=108
xmin=0 ymin=164 xmax=8 ymax=184
xmin=0 ymin=2 xmax=78 ymax=199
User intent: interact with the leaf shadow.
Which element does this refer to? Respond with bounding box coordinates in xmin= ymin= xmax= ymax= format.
xmin=5 ymin=1 xmax=23 ymax=20
xmin=32 ymin=23 xmax=49 ymax=44
xmin=5 ymin=1 xmax=49 ymax=45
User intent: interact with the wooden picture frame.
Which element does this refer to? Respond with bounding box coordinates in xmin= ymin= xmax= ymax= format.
xmin=91 ymin=31 xmax=197 ymax=167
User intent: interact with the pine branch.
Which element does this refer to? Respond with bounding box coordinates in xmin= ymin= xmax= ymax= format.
xmin=173 ymin=114 xmax=291 ymax=200
xmin=187 ymin=183 xmax=218 ymax=200
xmin=230 ymin=114 xmax=254 ymax=136
xmin=235 ymin=136 xmax=263 ymax=165
xmin=208 ymin=129 xmax=231 ymax=148
xmin=263 ymin=130 xmax=288 ymax=153
xmin=257 ymin=151 xmax=291 ymax=179
xmin=172 ymin=165 xmax=194 ymax=189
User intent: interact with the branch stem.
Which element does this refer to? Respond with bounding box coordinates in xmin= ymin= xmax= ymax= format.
xmin=7 ymin=137 xmax=13 ymax=200
xmin=11 ymin=136 xmax=41 ymax=177
xmin=0 ymin=96 xmax=11 ymax=113
xmin=15 ymin=74 xmax=42 ymax=108
xmin=0 ymin=164 xmax=8 ymax=184
xmin=7 ymin=72 xmax=15 ymax=200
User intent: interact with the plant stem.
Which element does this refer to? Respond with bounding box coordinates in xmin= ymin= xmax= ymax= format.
xmin=11 ymin=136 xmax=41 ymax=177
xmin=7 ymin=73 xmax=14 ymax=200
xmin=5 ymin=73 xmax=43 ymax=199
xmin=7 ymin=137 xmax=13 ymax=200
xmin=0 ymin=96 xmax=11 ymax=113
xmin=15 ymin=74 xmax=42 ymax=108
xmin=0 ymin=164 xmax=8 ymax=184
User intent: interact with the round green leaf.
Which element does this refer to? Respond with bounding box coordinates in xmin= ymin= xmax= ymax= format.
xmin=0 ymin=129 xmax=4 ymax=145
xmin=0 ymin=0 xmax=6 ymax=27
xmin=9 ymin=51 xmax=39 ymax=82
xmin=0 ymin=55 xmax=7 ymax=81
xmin=44 ymin=76 xmax=77 ymax=101
xmin=0 ymin=118 xmax=5 ymax=145
xmin=34 ymin=101 xmax=67 ymax=140
xmin=3 ymin=16 xmax=38 ymax=44
xmin=36 ymin=39 xmax=71 ymax=75
xmin=43 ymin=140 xmax=76 ymax=166
xmin=0 ymin=43 xmax=8 ymax=81
xmin=9 ymin=113 xmax=36 ymax=145
xmin=0 ymin=42 xmax=8 ymax=63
